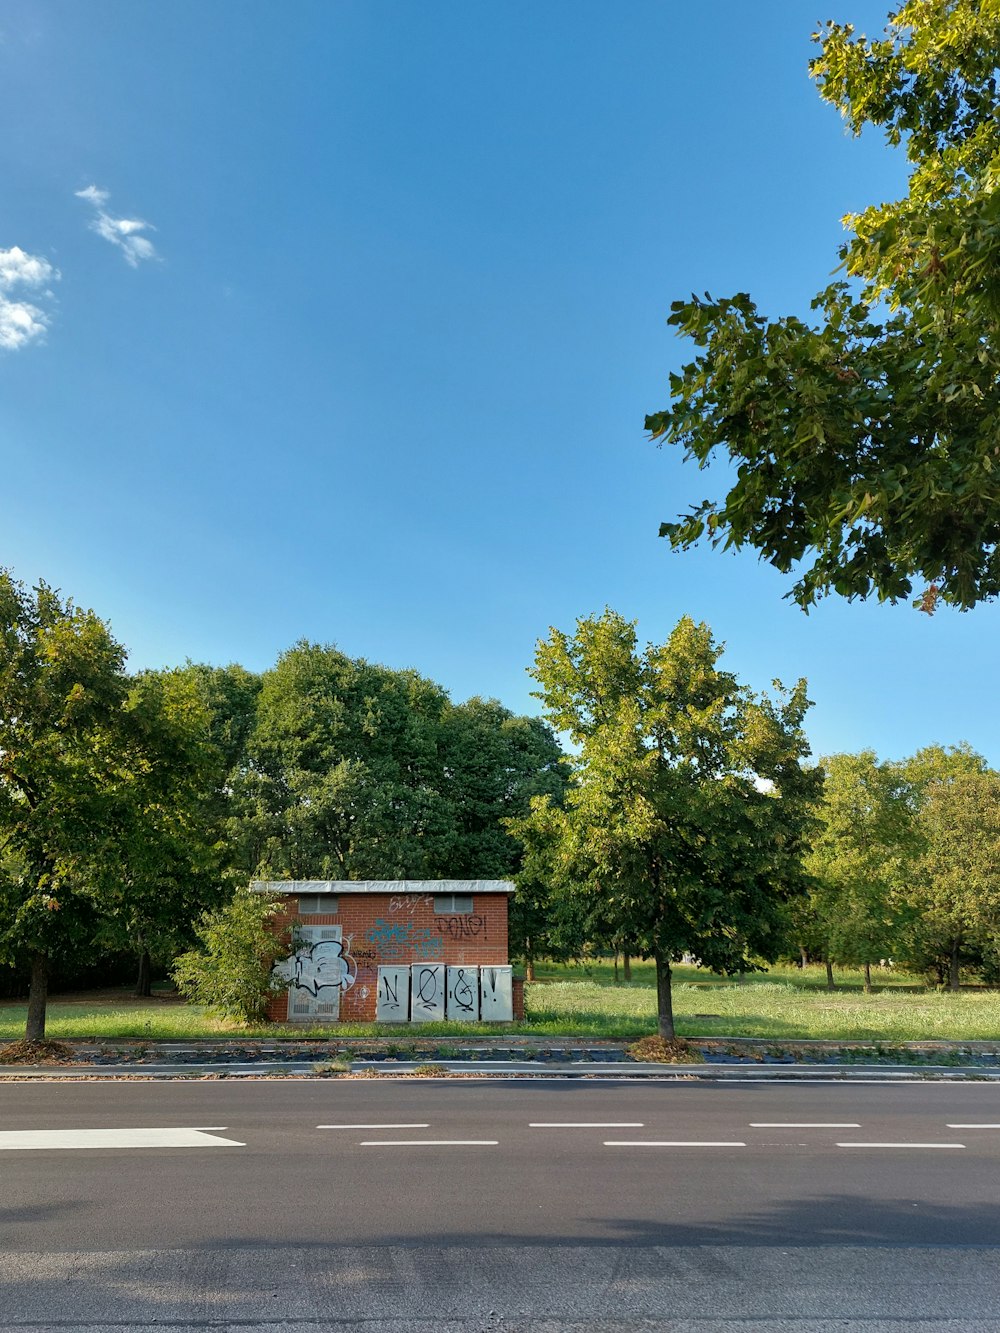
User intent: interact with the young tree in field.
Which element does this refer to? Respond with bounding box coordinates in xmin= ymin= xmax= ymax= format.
xmin=512 ymin=610 xmax=821 ymax=1038
xmin=648 ymin=1 xmax=1000 ymax=612
xmin=0 ymin=574 xmax=131 ymax=1039
xmin=804 ymin=751 xmax=919 ymax=991
xmin=902 ymin=751 xmax=1000 ymax=988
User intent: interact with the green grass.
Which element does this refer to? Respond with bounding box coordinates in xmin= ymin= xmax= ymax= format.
xmin=526 ymin=975 xmax=1000 ymax=1041
xmin=4 ymin=964 xmax=1000 ymax=1043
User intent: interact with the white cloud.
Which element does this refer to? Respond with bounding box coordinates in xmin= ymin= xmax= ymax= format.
xmin=74 ymin=184 xmax=109 ymax=207
xmin=0 ymin=244 xmax=59 ymax=351
xmin=75 ymin=184 xmax=158 ymax=267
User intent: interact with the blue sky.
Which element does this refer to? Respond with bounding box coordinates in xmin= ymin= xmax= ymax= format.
xmin=2 ymin=1 xmax=995 ymax=766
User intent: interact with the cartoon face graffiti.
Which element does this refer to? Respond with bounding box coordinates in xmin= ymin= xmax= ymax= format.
xmin=292 ymin=939 xmax=357 ymax=997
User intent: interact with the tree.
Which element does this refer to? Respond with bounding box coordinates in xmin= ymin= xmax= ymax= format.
xmin=172 ymin=887 xmax=293 ymax=1024
xmin=234 ymin=643 xmax=459 ymax=880
xmin=900 ymin=747 xmax=1000 ymax=988
xmin=0 ymin=574 xmax=132 ymax=1039
xmin=442 ymin=696 xmax=568 ymax=878
xmin=508 ymin=793 xmax=589 ymax=981
xmin=231 ymin=642 xmax=569 ymax=885
xmin=647 ymin=1 xmax=1000 ymax=612
xmin=97 ymin=668 xmax=227 ymax=997
xmin=511 ymin=610 xmax=821 ymax=1038
xmin=803 ymin=751 xmax=919 ymax=990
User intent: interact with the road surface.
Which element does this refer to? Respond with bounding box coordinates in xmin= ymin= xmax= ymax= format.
xmin=4 ymin=1076 xmax=1000 ymax=1330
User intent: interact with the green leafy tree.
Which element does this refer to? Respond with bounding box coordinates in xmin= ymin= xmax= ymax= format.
xmin=231 ymin=643 xmax=569 ymax=885
xmin=900 ymin=747 xmax=1000 ymax=987
xmin=442 ymin=696 xmax=568 ymax=878
xmin=647 ymin=1 xmax=1000 ymax=611
xmin=234 ymin=643 xmax=458 ymax=880
xmin=804 ymin=751 xmax=919 ymax=990
xmin=508 ymin=794 xmax=589 ymax=980
xmin=172 ymin=887 xmax=293 ymax=1024
xmin=0 ymin=574 xmax=132 ymax=1039
xmin=512 ymin=610 xmax=821 ymax=1037
xmin=97 ymin=668 xmax=228 ymax=996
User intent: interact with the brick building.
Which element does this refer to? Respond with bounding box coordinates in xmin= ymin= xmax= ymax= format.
xmin=252 ymin=879 xmax=522 ymax=1024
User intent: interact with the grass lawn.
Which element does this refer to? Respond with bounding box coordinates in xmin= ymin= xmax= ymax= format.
xmin=3 ymin=964 xmax=1000 ymax=1043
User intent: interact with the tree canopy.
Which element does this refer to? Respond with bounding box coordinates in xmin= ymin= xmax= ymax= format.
xmin=803 ymin=750 xmax=918 ymax=988
xmin=512 ymin=610 xmax=821 ymax=1037
xmin=0 ymin=574 xmax=133 ymax=1038
xmin=647 ymin=0 xmax=1000 ymax=611
xmin=230 ymin=640 xmax=566 ymax=884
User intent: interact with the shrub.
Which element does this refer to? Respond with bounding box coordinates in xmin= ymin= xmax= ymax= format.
xmin=172 ymin=889 xmax=292 ymax=1025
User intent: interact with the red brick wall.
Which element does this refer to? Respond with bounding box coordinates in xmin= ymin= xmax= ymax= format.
xmin=266 ymin=890 xmax=511 ymax=1024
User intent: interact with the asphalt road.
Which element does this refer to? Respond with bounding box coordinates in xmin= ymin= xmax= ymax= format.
xmin=5 ymin=1077 xmax=1000 ymax=1331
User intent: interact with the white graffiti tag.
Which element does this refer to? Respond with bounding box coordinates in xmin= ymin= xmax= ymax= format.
xmin=293 ymin=939 xmax=357 ymax=996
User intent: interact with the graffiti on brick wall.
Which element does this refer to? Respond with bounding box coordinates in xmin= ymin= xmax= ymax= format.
xmin=349 ymin=944 xmax=379 ymax=966
xmin=388 ymin=893 xmax=434 ymax=915
xmin=291 ymin=938 xmax=357 ymax=996
xmin=435 ymin=913 xmax=487 ymax=941
xmin=366 ymin=917 xmax=444 ymax=961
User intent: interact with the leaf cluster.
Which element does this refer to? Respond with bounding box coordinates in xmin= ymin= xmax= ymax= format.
xmin=649 ymin=0 xmax=1000 ymax=610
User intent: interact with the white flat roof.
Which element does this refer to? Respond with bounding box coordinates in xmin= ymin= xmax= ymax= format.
xmin=250 ymin=879 xmax=514 ymax=896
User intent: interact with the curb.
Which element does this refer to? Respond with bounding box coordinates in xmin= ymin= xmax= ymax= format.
xmin=3 ymin=1059 xmax=1000 ymax=1081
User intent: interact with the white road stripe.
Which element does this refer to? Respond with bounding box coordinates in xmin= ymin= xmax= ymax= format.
xmin=837 ymin=1142 xmax=965 ymax=1149
xmin=318 ymin=1123 xmax=430 ymax=1129
xmin=750 ymin=1122 xmax=860 ymax=1128
xmin=0 ymin=1128 xmax=244 ymax=1151
xmin=530 ymin=1122 xmax=644 ymax=1128
xmin=360 ymin=1140 xmax=498 ymax=1147
xmin=604 ymin=1140 xmax=746 ymax=1148
xmin=947 ymin=1124 xmax=1000 ymax=1129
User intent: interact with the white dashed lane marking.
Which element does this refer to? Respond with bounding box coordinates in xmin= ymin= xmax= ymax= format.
xmin=604 ymin=1140 xmax=746 ymax=1148
xmin=837 ymin=1142 xmax=965 ymax=1149
xmin=360 ymin=1140 xmax=498 ymax=1147
xmin=947 ymin=1124 xmax=1000 ymax=1129
xmin=318 ymin=1124 xmax=430 ymax=1130
xmin=0 ymin=1128 xmax=244 ymax=1151
xmin=530 ymin=1122 xmax=644 ymax=1128
xmin=750 ymin=1122 xmax=860 ymax=1128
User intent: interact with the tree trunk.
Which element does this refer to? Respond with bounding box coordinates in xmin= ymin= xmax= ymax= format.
xmin=623 ymin=953 xmax=632 ymax=982
xmin=825 ymin=958 xmax=835 ymax=990
xmin=949 ymin=939 xmax=961 ymax=991
xmin=613 ymin=951 xmax=619 ymax=984
xmin=525 ymin=958 xmax=535 ymax=983
xmin=799 ymin=947 xmax=808 ymax=969
xmin=26 ymin=952 xmax=49 ymax=1042
xmin=135 ymin=948 xmax=152 ymax=998
xmin=655 ymin=956 xmax=675 ymax=1039
xmin=863 ymin=961 xmax=872 ymax=994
